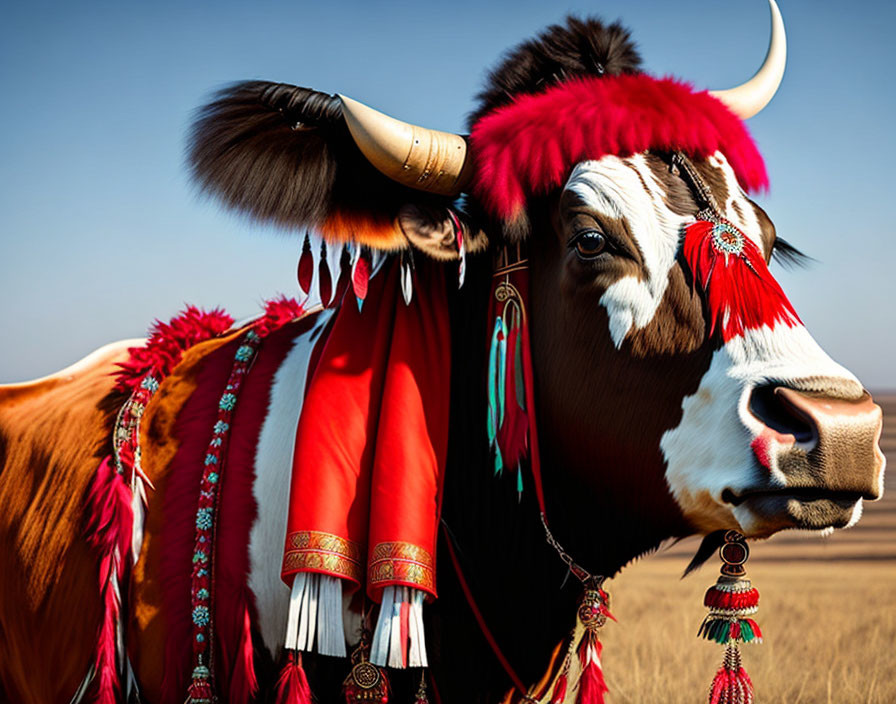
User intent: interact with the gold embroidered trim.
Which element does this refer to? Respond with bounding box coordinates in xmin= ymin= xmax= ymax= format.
xmin=283 ymin=530 xmax=363 ymax=582
xmin=367 ymin=541 xmax=435 ymax=592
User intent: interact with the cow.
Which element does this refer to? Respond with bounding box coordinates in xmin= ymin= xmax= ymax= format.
xmin=0 ymin=3 xmax=885 ymax=704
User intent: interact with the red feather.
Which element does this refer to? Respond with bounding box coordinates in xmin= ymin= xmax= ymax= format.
xmin=297 ymin=234 xmax=314 ymax=294
xmin=352 ymin=250 xmax=371 ymax=302
xmin=683 ymin=220 xmax=800 ymax=342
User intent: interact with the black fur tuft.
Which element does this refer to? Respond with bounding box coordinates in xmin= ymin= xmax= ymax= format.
xmin=771 ymin=237 xmax=812 ymax=269
xmin=682 ymin=530 xmax=727 ymax=577
xmin=188 ymin=82 xmax=344 ymax=230
xmin=187 ymin=81 xmax=426 ymax=235
xmin=468 ymin=15 xmax=642 ymax=129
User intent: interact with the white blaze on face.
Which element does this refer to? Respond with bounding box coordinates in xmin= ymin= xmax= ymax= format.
xmin=653 ymin=153 xmax=863 ymax=535
xmin=566 ymin=155 xmax=695 ymax=347
xmin=568 ymin=151 xmax=864 ymax=535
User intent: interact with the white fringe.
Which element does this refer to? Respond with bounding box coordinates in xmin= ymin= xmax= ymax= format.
xmin=370 ymin=586 xmax=428 ymax=668
xmin=284 ymin=573 xmax=346 ymax=657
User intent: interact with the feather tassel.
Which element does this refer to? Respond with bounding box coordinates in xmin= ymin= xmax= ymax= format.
xmin=297 ymin=232 xmax=314 ymax=294
xmin=228 ymin=604 xmax=259 ymax=704
xmin=274 ymin=651 xmax=313 ymax=704
xmin=85 ymin=456 xmax=134 ymax=704
xmin=683 ymin=218 xmax=799 ymax=342
xmin=352 ymin=246 xmax=371 ymax=311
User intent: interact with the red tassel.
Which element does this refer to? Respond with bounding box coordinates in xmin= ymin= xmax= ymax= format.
xmin=683 ymin=219 xmax=799 ymax=342
xmin=704 ymin=586 xmax=759 ymax=610
xmin=186 ymin=665 xmax=215 ymax=704
xmin=298 ymin=233 xmax=314 ymax=294
xmin=275 ymin=651 xmax=313 ymax=704
xmin=228 ymin=605 xmax=259 ymax=704
xmin=708 ymin=645 xmax=754 ymax=704
xmin=576 ymin=636 xmax=607 ymax=704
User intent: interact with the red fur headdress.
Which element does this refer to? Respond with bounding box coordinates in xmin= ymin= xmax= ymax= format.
xmin=469 ymin=73 xmax=768 ymax=226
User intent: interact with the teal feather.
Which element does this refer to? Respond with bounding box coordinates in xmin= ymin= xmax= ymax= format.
xmin=487 ymin=317 xmax=501 ymax=449
xmin=496 ymin=317 xmax=507 ymax=428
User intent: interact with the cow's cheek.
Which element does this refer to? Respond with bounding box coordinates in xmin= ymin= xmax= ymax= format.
xmin=660 ymin=348 xmax=753 ymax=533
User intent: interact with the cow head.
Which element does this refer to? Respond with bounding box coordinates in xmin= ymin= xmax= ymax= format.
xmin=187 ymin=1 xmax=884 ymax=556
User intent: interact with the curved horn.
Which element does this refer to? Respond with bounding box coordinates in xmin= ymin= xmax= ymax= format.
xmin=338 ymin=94 xmax=473 ymax=196
xmin=710 ymin=0 xmax=786 ymax=119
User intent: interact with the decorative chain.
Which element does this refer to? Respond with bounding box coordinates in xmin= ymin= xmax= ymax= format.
xmin=540 ymin=513 xmax=606 ymax=589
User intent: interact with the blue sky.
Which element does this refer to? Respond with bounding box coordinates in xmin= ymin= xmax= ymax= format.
xmin=1 ymin=0 xmax=893 ymax=387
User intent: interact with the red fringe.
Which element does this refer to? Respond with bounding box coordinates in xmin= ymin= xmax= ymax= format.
xmin=115 ymin=306 xmax=234 ymax=392
xmin=274 ymin=651 xmax=313 ymax=704
xmin=84 ymin=457 xmax=134 ymax=704
xmin=228 ymin=605 xmax=259 ymax=704
xmin=683 ymin=220 xmax=800 ymax=342
xmin=704 ymin=587 xmax=759 ymax=610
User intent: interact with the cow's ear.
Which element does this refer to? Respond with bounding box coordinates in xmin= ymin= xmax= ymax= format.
xmin=189 ymin=82 xmax=438 ymax=251
xmin=397 ymin=203 xmax=489 ymax=261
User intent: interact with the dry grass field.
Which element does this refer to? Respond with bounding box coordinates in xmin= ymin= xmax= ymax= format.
xmin=600 ymin=394 xmax=895 ymax=703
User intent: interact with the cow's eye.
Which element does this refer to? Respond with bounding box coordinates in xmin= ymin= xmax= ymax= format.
xmin=571 ymin=230 xmax=607 ymax=259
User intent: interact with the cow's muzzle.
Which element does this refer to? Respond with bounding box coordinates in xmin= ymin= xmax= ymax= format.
xmin=729 ymin=383 xmax=885 ymax=531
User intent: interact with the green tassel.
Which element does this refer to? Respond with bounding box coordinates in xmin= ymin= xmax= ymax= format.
xmin=494 ymin=446 xmax=504 ymax=476
xmin=740 ymin=620 xmax=754 ymax=642
xmin=516 ymin=465 xmax=524 ymax=494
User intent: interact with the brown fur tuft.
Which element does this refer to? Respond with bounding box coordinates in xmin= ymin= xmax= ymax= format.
xmin=188 ymin=81 xmax=449 ymax=246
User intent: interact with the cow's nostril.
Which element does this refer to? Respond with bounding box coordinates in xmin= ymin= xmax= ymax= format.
xmin=748 ymin=385 xmax=816 ymax=444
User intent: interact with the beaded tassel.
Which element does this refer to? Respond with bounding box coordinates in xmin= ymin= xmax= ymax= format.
xmin=700 ymin=531 xmax=760 ymax=704
xmin=414 ymin=672 xmax=430 ymax=704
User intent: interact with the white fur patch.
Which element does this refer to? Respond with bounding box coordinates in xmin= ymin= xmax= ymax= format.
xmin=661 ymin=321 xmax=862 ymax=534
xmin=248 ymin=309 xmax=334 ymax=655
xmin=566 ymin=155 xmax=694 ymax=347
